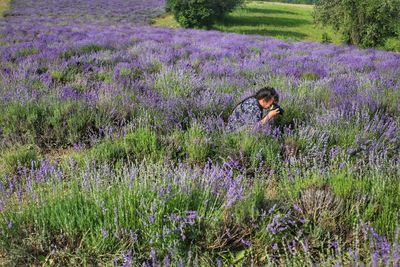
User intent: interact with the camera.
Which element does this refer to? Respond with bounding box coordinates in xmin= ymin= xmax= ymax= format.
xmin=270 ymin=103 xmax=284 ymax=115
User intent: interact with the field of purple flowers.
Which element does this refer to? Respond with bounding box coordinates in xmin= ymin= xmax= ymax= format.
xmin=0 ymin=0 xmax=399 ymax=265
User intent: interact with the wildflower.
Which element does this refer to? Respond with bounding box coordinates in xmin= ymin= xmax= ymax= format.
xmin=100 ymin=228 xmax=108 ymax=237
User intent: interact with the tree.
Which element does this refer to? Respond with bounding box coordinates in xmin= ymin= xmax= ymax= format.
xmin=313 ymin=0 xmax=400 ymax=48
xmin=167 ymin=0 xmax=245 ymax=29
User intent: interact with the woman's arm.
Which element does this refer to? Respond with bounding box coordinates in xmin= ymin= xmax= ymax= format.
xmin=259 ymin=108 xmax=280 ymax=125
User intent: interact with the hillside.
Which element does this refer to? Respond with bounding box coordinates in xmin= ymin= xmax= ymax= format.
xmin=153 ymin=1 xmax=400 ymax=51
xmin=152 ymin=1 xmax=342 ymax=43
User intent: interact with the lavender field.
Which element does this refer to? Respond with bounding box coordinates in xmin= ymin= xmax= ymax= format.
xmin=0 ymin=0 xmax=399 ymax=266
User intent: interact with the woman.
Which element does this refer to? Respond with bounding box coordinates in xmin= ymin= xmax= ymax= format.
xmin=225 ymin=87 xmax=281 ymax=132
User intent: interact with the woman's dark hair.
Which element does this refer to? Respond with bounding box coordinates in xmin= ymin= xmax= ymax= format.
xmin=254 ymin=86 xmax=279 ymax=102
xmin=236 ymin=86 xmax=279 ymax=108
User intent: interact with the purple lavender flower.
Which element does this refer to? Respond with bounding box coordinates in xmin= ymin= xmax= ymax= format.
xmin=122 ymin=249 xmax=133 ymax=267
xmin=241 ymin=238 xmax=252 ymax=247
xmin=7 ymin=220 xmax=13 ymax=229
xmin=216 ymin=258 xmax=222 ymax=267
xmin=163 ymin=255 xmax=170 ymax=267
xmin=150 ymin=247 xmax=157 ymax=264
xmin=185 ymin=210 xmax=197 ymax=225
xmin=293 ymin=203 xmax=302 ymax=213
xmin=331 ymin=240 xmax=339 ymax=255
xmin=101 ymin=228 xmax=108 ymax=237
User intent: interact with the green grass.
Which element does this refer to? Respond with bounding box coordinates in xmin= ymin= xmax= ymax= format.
xmin=152 ymin=1 xmax=343 ymax=44
xmin=384 ymin=36 xmax=400 ymax=53
xmin=0 ymin=0 xmax=10 ymax=17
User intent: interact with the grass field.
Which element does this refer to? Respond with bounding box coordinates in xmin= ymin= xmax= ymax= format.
xmin=152 ymin=1 xmax=343 ymax=44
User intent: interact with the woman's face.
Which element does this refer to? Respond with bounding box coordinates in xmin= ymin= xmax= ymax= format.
xmin=259 ymin=97 xmax=276 ymax=109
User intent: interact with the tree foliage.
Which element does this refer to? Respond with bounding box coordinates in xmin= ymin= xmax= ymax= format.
xmin=167 ymin=0 xmax=245 ymax=28
xmin=313 ymin=0 xmax=400 ymax=48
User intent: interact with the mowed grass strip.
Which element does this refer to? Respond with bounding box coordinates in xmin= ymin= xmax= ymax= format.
xmin=152 ymin=1 xmax=342 ymax=44
xmin=0 ymin=0 xmax=10 ymax=16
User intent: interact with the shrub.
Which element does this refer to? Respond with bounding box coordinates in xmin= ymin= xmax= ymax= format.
xmin=31 ymin=79 xmax=47 ymax=92
xmin=60 ymin=43 xmax=110 ymax=59
xmin=167 ymin=0 xmax=244 ymax=28
xmin=1 ymin=145 xmax=40 ymax=175
xmin=123 ymin=127 xmax=164 ymax=162
xmin=86 ymin=127 xmax=164 ymax=164
xmin=296 ymin=185 xmax=343 ymax=233
xmin=87 ymin=139 xmax=126 ymax=164
xmin=0 ymin=101 xmax=112 ymax=149
xmin=220 ymin=129 xmax=281 ymax=169
xmin=15 ymin=47 xmax=39 ymax=58
xmin=321 ymin=32 xmax=332 ymax=44
xmin=183 ymin=124 xmax=213 ymax=163
xmin=92 ymin=71 xmax=113 ymax=83
xmin=314 ymin=0 xmax=400 ymax=48
xmin=161 ymin=126 xmax=213 ymax=164
xmin=272 ymin=97 xmax=313 ymax=128
xmin=154 ymin=68 xmax=195 ymax=97
xmin=51 ymin=65 xmax=81 ymax=84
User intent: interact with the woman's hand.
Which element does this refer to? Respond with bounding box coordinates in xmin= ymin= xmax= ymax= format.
xmin=267 ymin=108 xmax=280 ymax=119
xmin=260 ymin=108 xmax=280 ymax=125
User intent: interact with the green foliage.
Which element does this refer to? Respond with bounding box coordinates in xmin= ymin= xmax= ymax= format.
xmin=220 ymin=129 xmax=281 ymax=169
xmin=145 ymin=60 xmax=163 ymax=74
xmin=154 ymin=68 xmax=194 ymax=97
xmin=60 ymin=43 xmax=110 ymax=59
xmin=165 ymin=0 xmax=173 ymax=12
xmin=50 ymin=70 xmax=63 ymax=82
xmin=86 ymin=140 xmax=126 ymax=164
xmin=31 ymin=79 xmax=47 ymax=92
xmin=327 ymin=173 xmax=400 ymax=236
xmin=117 ymin=65 xmax=143 ymax=80
xmin=167 ymin=0 xmax=245 ymax=28
xmin=0 ymin=0 xmax=11 ymax=17
xmin=321 ymin=32 xmax=332 ymax=43
xmin=162 ymin=125 xmax=283 ymax=168
xmin=86 ymin=127 xmax=164 ymax=164
xmin=90 ymin=70 xmax=113 ymax=83
xmin=0 ymin=164 xmax=226 ymax=265
xmin=163 ymin=126 xmax=213 ymax=163
xmin=15 ymin=47 xmax=39 ymax=58
xmin=302 ymin=72 xmax=320 ymax=81
xmin=273 ymin=96 xmax=313 ymax=127
xmin=279 ymin=170 xmax=400 ymax=238
xmin=314 ymin=0 xmax=400 ymax=48
xmin=0 ymin=101 xmax=113 ymax=149
xmin=1 ymin=145 xmax=40 ymax=175
xmin=51 ymin=64 xmax=82 ymax=84
xmin=183 ymin=124 xmax=213 ymax=163
xmin=1 ymin=159 xmax=399 ymax=264
xmin=123 ymin=127 xmax=164 ymax=162
xmin=384 ymin=36 xmax=400 ymax=53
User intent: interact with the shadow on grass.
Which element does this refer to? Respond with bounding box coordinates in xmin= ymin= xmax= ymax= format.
xmin=219 ymin=15 xmax=310 ymax=28
xmin=241 ymin=28 xmax=308 ymax=39
xmin=242 ymin=7 xmax=299 ymax=15
xmin=214 ymin=26 xmax=308 ymax=39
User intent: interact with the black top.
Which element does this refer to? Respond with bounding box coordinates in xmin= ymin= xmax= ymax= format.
xmin=225 ymin=97 xmax=264 ymax=132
